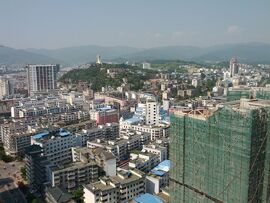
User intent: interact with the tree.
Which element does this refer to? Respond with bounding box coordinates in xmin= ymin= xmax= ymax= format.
xmin=72 ymin=187 xmax=84 ymax=203
xmin=31 ymin=199 xmax=39 ymax=203
xmin=20 ymin=167 xmax=27 ymax=181
xmin=18 ymin=181 xmax=27 ymax=194
xmin=0 ymin=144 xmax=14 ymax=162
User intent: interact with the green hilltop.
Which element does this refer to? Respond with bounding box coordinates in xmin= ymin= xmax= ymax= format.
xmin=59 ymin=63 xmax=157 ymax=91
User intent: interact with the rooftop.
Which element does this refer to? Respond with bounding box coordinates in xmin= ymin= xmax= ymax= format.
xmin=151 ymin=160 xmax=171 ymax=177
xmin=172 ymin=99 xmax=270 ymax=120
xmin=32 ymin=128 xmax=71 ymax=141
xmin=51 ymin=160 xmax=96 ymax=173
xmin=132 ymin=193 xmax=164 ymax=203
xmin=46 ymin=186 xmax=75 ymax=203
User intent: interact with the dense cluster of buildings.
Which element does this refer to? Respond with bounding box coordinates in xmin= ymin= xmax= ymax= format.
xmin=1 ymin=57 xmax=270 ymax=203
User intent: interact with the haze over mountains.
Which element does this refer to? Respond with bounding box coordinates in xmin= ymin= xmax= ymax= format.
xmin=1 ymin=42 xmax=270 ymax=65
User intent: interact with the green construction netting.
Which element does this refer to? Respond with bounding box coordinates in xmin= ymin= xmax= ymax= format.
xmin=169 ymin=106 xmax=270 ymax=203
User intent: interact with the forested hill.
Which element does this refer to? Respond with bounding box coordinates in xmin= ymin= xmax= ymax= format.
xmin=59 ymin=63 xmax=157 ymax=91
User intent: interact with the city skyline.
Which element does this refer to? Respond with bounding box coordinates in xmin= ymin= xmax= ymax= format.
xmin=0 ymin=0 xmax=269 ymax=49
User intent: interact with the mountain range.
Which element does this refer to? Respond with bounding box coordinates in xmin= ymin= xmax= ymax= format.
xmin=1 ymin=42 xmax=270 ymax=65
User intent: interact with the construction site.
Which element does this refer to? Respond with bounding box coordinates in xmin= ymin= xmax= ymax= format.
xmin=227 ymin=87 xmax=270 ymax=101
xmin=169 ymin=98 xmax=270 ymax=203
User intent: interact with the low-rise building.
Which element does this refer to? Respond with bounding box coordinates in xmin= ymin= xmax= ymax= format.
xmin=45 ymin=186 xmax=75 ymax=203
xmin=75 ymin=123 xmax=119 ymax=147
xmin=48 ymin=160 xmax=99 ymax=192
xmin=87 ymin=132 xmax=150 ymax=161
xmin=142 ymin=144 xmax=168 ymax=162
xmin=1 ymin=122 xmax=32 ymax=156
xmin=72 ymin=147 xmax=116 ymax=177
xmin=83 ymin=169 xmax=145 ymax=203
xmin=90 ymin=106 xmax=119 ymax=125
xmin=120 ymin=122 xmax=169 ymax=141
xmin=129 ymin=151 xmax=160 ymax=173
xmin=145 ymin=160 xmax=171 ymax=195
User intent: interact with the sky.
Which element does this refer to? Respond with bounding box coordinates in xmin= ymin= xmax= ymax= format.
xmin=0 ymin=0 xmax=269 ymax=49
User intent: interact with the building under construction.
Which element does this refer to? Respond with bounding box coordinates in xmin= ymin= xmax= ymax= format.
xmin=169 ymin=99 xmax=270 ymax=203
xmin=227 ymin=87 xmax=270 ymax=101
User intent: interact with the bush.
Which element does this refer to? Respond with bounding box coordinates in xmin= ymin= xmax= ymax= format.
xmin=0 ymin=143 xmax=14 ymax=162
xmin=20 ymin=167 xmax=27 ymax=181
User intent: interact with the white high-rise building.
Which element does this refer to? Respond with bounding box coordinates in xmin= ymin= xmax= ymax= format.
xmin=0 ymin=77 xmax=10 ymax=99
xmin=142 ymin=62 xmax=151 ymax=69
xmin=146 ymin=100 xmax=159 ymax=125
xmin=26 ymin=64 xmax=59 ymax=95
xmin=229 ymin=58 xmax=239 ymax=77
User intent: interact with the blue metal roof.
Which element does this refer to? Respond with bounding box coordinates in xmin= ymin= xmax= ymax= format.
xmin=134 ymin=193 xmax=164 ymax=203
xmin=151 ymin=160 xmax=171 ymax=176
xmin=32 ymin=129 xmax=70 ymax=139
xmin=58 ymin=128 xmax=70 ymax=137
xmin=32 ymin=131 xmax=49 ymax=139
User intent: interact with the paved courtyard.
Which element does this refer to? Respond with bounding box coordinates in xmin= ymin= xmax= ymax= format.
xmin=0 ymin=161 xmax=27 ymax=203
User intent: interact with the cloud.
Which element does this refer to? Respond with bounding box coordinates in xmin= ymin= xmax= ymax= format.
xmin=227 ymin=25 xmax=240 ymax=34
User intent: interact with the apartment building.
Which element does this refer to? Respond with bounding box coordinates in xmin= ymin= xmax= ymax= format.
xmin=26 ymin=64 xmax=59 ymax=96
xmin=129 ymin=151 xmax=160 ymax=173
xmin=142 ymin=144 xmax=168 ymax=162
xmin=72 ymin=147 xmax=116 ymax=177
xmin=84 ymin=169 xmax=145 ymax=203
xmin=90 ymin=106 xmax=119 ymax=125
xmin=87 ymin=132 xmax=150 ymax=161
xmin=1 ymin=122 xmax=31 ymax=156
xmin=48 ymin=160 xmax=99 ymax=192
xmin=75 ymin=123 xmax=119 ymax=146
xmin=31 ymin=128 xmax=76 ymax=164
xmin=120 ymin=122 xmax=169 ymax=141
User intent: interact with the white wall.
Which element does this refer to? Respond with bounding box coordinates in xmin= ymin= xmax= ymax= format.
xmin=146 ymin=176 xmax=160 ymax=194
xmin=84 ymin=187 xmax=96 ymax=203
xmin=104 ymin=158 xmax=116 ymax=176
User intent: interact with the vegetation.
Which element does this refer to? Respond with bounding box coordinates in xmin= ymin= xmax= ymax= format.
xmin=20 ymin=167 xmax=27 ymax=181
xmin=60 ymin=63 xmax=158 ymax=91
xmin=0 ymin=143 xmax=14 ymax=162
xmin=72 ymin=187 xmax=84 ymax=203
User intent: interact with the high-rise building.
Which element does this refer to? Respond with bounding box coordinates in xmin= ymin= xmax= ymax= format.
xmin=229 ymin=58 xmax=239 ymax=77
xmin=169 ymin=99 xmax=270 ymax=202
xmin=31 ymin=128 xmax=76 ymax=165
xmin=142 ymin=62 xmax=151 ymax=69
xmin=25 ymin=145 xmax=51 ymax=192
xmin=146 ymin=100 xmax=159 ymax=125
xmin=0 ymin=77 xmax=10 ymax=99
xmin=26 ymin=64 xmax=59 ymax=95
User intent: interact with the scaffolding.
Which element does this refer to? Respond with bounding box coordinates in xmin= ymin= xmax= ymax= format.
xmin=169 ymin=100 xmax=270 ymax=203
xmin=227 ymin=88 xmax=270 ymax=101
xmin=227 ymin=89 xmax=251 ymax=101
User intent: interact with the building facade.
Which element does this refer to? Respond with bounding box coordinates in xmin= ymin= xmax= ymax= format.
xmin=31 ymin=128 xmax=76 ymax=164
xmin=83 ymin=169 xmax=145 ymax=203
xmin=26 ymin=64 xmax=59 ymax=95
